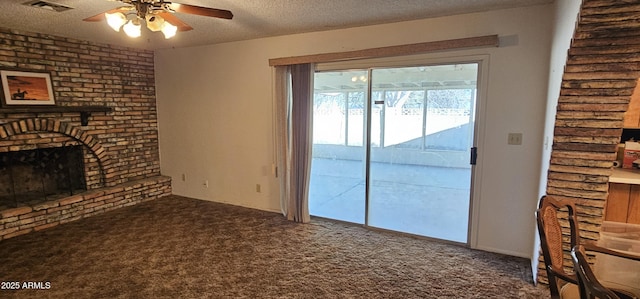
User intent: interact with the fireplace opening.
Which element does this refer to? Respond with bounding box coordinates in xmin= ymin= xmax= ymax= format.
xmin=0 ymin=145 xmax=87 ymax=209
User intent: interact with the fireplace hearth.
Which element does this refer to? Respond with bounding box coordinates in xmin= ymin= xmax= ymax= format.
xmin=0 ymin=145 xmax=87 ymax=210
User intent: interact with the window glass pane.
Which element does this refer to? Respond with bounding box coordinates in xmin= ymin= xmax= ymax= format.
xmin=383 ymin=90 xmax=425 ymax=148
xmin=313 ymin=92 xmax=345 ymax=145
xmin=347 ymin=92 xmax=365 ymax=146
xmin=370 ymin=91 xmax=383 ymax=148
xmin=425 ymin=89 xmax=474 ymax=151
xmin=310 ymin=70 xmax=367 ymax=224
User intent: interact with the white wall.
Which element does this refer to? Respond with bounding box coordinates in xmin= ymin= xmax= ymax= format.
xmin=532 ymin=0 xmax=582 ymax=280
xmin=155 ymin=4 xmax=553 ymax=258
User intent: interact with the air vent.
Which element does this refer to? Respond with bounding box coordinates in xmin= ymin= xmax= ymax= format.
xmin=23 ymin=0 xmax=73 ymax=12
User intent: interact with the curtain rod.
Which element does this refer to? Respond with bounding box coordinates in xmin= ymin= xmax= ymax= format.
xmin=268 ymin=35 xmax=499 ymax=67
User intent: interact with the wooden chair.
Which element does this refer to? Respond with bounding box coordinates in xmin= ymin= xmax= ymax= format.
xmin=571 ymin=246 xmax=620 ymax=299
xmin=536 ymin=195 xmax=640 ymax=299
xmin=536 ymin=195 xmax=581 ymax=299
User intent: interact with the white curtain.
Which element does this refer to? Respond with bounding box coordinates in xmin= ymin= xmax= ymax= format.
xmin=274 ymin=63 xmax=314 ymax=223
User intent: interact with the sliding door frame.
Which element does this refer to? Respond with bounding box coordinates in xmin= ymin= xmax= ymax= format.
xmin=315 ymin=54 xmax=490 ymax=248
xmin=364 ymin=69 xmax=373 ymax=226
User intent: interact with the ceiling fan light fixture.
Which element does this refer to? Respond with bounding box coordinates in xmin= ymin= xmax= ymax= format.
xmin=161 ymin=22 xmax=177 ymax=39
xmin=123 ymin=19 xmax=141 ymax=38
xmin=145 ymin=14 xmax=165 ymax=32
xmin=105 ymin=12 xmax=127 ymax=32
xmin=90 ymin=1 xmax=233 ymax=41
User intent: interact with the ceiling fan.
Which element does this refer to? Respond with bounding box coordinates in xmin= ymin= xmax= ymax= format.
xmin=83 ymin=0 xmax=233 ymax=39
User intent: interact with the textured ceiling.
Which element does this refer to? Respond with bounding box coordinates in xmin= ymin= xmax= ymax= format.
xmin=0 ymin=0 xmax=552 ymax=50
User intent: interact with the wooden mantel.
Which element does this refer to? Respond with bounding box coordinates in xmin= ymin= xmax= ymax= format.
xmin=0 ymin=106 xmax=112 ymax=126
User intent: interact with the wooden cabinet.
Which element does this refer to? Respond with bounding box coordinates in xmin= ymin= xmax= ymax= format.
xmin=610 ymin=82 xmax=640 ymax=223
xmin=624 ymin=79 xmax=640 ymax=128
xmin=606 ymin=183 xmax=640 ymax=224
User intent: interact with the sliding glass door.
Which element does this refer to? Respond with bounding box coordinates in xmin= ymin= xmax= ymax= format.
xmin=309 ymin=70 xmax=368 ymax=224
xmin=309 ymin=62 xmax=478 ymax=243
xmin=366 ymin=66 xmax=476 ymax=243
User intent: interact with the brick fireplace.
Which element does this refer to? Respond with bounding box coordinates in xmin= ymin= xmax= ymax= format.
xmin=0 ymin=143 xmax=87 ymax=209
xmin=0 ymin=28 xmax=171 ymax=241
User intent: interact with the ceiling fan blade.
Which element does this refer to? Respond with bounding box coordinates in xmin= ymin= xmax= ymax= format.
xmin=168 ymin=3 xmax=233 ymax=20
xmin=157 ymin=12 xmax=193 ymax=32
xmin=82 ymin=6 xmax=133 ymax=22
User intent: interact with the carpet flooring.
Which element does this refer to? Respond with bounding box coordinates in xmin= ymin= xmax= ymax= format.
xmin=0 ymin=195 xmax=550 ymax=298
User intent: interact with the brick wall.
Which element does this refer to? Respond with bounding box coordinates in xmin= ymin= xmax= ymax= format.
xmin=0 ymin=27 xmax=172 ymax=241
xmin=538 ymin=0 xmax=640 ymax=284
xmin=0 ymin=176 xmax=171 ymax=240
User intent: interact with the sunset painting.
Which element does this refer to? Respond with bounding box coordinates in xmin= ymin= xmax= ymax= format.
xmin=1 ymin=70 xmax=55 ymax=105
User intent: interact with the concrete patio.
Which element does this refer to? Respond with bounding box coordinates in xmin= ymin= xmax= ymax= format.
xmin=309 ymin=157 xmax=472 ymax=243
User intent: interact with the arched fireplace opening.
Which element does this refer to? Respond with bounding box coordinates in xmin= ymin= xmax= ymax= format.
xmin=0 ymin=118 xmax=110 ymax=210
xmin=0 ymin=144 xmax=87 ymax=210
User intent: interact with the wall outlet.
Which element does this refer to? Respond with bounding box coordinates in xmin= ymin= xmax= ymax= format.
xmin=181 ymin=173 xmax=186 ymax=181
xmin=203 ymin=180 xmax=209 ymax=188
xmin=508 ymin=133 xmax=523 ymax=145
xmin=256 ymin=184 xmax=261 ymax=193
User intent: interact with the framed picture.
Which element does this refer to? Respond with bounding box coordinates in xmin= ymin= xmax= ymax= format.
xmin=0 ymin=70 xmax=56 ymax=106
